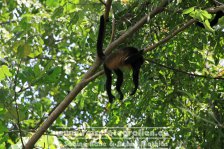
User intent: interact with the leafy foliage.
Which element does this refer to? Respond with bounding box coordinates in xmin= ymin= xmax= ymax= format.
xmin=0 ymin=0 xmax=224 ymax=148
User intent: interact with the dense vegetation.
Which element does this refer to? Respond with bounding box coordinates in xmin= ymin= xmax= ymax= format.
xmin=0 ymin=0 xmax=224 ymax=148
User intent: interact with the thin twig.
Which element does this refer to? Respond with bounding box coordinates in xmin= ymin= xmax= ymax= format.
xmin=99 ymin=0 xmax=106 ymax=6
xmin=109 ymin=8 xmax=116 ymax=43
xmin=147 ymin=59 xmax=224 ymax=80
xmin=83 ymin=70 xmax=104 ymax=83
xmin=13 ymin=60 xmax=25 ymax=148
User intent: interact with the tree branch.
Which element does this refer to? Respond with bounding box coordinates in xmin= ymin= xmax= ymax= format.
xmin=109 ymin=8 xmax=116 ymax=43
xmin=25 ymin=0 xmax=173 ymax=148
xmin=147 ymin=59 xmax=224 ymax=80
xmin=104 ymin=0 xmax=172 ymax=56
xmin=144 ymin=5 xmax=224 ymax=52
xmin=83 ymin=70 xmax=104 ymax=83
xmin=99 ymin=0 xmax=106 ymax=6
xmin=145 ymin=19 xmax=196 ymax=52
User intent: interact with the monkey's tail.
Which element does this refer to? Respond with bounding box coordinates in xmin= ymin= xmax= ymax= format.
xmin=97 ymin=15 xmax=105 ymax=60
xmin=210 ymin=11 xmax=224 ymax=26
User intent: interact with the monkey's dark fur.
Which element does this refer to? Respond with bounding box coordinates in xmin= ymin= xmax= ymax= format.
xmin=97 ymin=15 xmax=144 ymax=103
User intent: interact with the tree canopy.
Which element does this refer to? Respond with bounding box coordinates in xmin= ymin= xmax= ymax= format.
xmin=0 ymin=0 xmax=224 ymax=148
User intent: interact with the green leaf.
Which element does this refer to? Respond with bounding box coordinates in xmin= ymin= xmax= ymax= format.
xmin=46 ymin=0 xmax=59 ymax=7
xmin=48 ymin=67 xmax=61 ymax=78
xmin=183 ymin=7 xmax=195 ymax=15
xmin=6 ymin=106 xmax=18 ymax=120
xmin=52 ymin=6 xmax=64 ymax=19
xmin=23 ymin=44 xmax=31 ymax=57
xmin=115 ymin=116 xmax=120 ymax=124
xmin=43 ymin=67 xmax=62 ymax=83
xmin=158 ymin=71 xmax=166 ymax=84
xmin=190 ymin=9 xmax=212 ymax=23
xmin=0 ymin=89 xmax=9 ymax=101
xmin=0 ymin=121 xmax=8 ymax=133
xmin=201 ymin=10 xmax=212 ymax=20
xmin=45 ymin=61 xmax=54 ymax=71
xmin=1 ymin=65 xmax=12 ymax=77
xmin=177 ymin=90 xmax=194 ymax=99
xmin=34 ymin=64 xmax=41 ymax=76
xmin=23 ymin=119 xmax=36 ymax=128
xmin=195 ymin=10 xmax=204 ymax=22
xmin=20 ymin=14 xmax=33 ymax=30
xmin=8 ymin=0 xmax=17 ymax=11
xmin=218 ymin=16 xmax=224 ymax=27
xmin=70 ymin=14 xmax=79 ymax=24
xmin=0 ymin=68 xmax=5 ymax=81
xmin=79 ymin=99 xmax=84 ymax=110
xmin=204 ymin=20 xmax=214 ymax=32
xmin=0 ymin=65 xmax=12 ymax=81
xmin=15 ymin=43 xmax=31 ymax=58
xmin=20 ymin=67 xmax=36 ymax=83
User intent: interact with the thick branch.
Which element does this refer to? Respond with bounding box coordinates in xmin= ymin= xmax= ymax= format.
xmin=25 ymin=1 xmax=172 ymax=148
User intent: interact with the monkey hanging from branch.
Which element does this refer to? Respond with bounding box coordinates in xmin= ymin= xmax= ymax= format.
xmin=97 ymin=15 xmax=144 ymax=103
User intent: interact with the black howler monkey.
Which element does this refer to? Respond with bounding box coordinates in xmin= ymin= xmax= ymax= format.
xmin=196 ymin=10 xmax=224 ymax=28
xmin=97 ymin=15 xmax=144 ymax=103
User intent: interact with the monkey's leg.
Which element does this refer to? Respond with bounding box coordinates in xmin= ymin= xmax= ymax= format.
xmin=130 ymin=65 xmax=140 ymax=95
xmin=114 ymin=69 xmax=124 ymax=100
xmin=104 ymin=65 xmax=115 ymax=103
